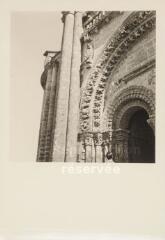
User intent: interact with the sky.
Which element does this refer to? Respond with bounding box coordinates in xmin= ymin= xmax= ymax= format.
xmin=10 ymin=12 xmax=63 ymax=161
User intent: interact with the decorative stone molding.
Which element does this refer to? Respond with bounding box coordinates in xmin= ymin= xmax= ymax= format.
xmin=93 ymin=132 xmax=103 ymax=146
xmin=82 ymin=11 xmax=123 ymax=40
xmin=81 ymin=41 xmax=94 ymax=69
xmin=80 ymin=11 xmax=156 ymax=132
xmin=82 ymin=33 xmax=93 ymax=43
xmin=106 ymin=85 xmax=155 ymax=130
xmin=43 ymin=51 xmax=57 ymax=67
xmin=113 ymin=101 xmax=150 ymax=130
xmin=84 ymin=132 xmax=93 ymax=146
xmin=112 ymin=129 xmax=129 ymax=162
xmin=96 ymin=85 xmax=156 ymax=162
xmin=113 ymin=129 xmax=129 ymax=141
xmin=40 ymin=51 xmax=61 ymax=89
xmin=147 ymin=114 xmax=155 ymax=131
xmin=115 ymin=58 xmax=155 ymax=86
xmin=148 ymin=68 xmax=156 ymax=86
xmin=78 ymin=131 xmax=111 ymax=147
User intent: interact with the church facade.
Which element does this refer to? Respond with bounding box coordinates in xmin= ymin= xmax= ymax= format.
xmin=37 ymin=11 xmax=156 ymax=163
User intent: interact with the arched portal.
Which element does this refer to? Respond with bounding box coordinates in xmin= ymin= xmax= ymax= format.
xmin=111 ymin=104 xmax=155 ymax=163
xmin=105 ymin=86 xmax=155 ymax=163
xmin=80 ymin=11 xmax=156 ymax=132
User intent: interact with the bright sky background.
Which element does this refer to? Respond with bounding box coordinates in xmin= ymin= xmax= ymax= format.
xmin=10 ymin=12 xmax=63 ymax=161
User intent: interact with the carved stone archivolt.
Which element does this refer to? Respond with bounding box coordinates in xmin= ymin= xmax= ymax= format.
xmin=104 ymin=86 xmax=155 ymax=162
xmin=80 ymin=11 xmax=156 ymax=132
xmin=105 ymin=85 xmax=155 ymax=131
xmin=82 ymin=11 xmax=123 ymax=40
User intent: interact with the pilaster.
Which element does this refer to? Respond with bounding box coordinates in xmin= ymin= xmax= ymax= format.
xmin=37 ymin=65 xmax=53 ymax=161
xmin=52 ymin=11 xmax=74 ymax=161
xmin=65 ymin=11 xmax=83 ymax=162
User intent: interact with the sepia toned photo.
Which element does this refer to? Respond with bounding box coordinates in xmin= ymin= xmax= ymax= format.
xmin=35 ymin=11 xmax=156 ymax=163
xmin=2 ymin=1 xmax=165 ymax=238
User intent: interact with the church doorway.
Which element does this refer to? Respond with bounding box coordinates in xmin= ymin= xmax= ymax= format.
xmin=112 ymin=105 xmax=155 ymax=163
xmin=107 ymin=86 xmax=155 ymax=163
xmin=128 ymin=109 xmax=155 ymax=163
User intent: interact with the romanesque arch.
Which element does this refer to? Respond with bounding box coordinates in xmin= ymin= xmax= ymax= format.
xmin=80 ymin=11 xmax=156 ymax=132
xmin=104 ymin=86 xmax=155 ymax=162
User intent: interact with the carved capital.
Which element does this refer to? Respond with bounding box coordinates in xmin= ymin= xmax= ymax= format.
xmin=113 ymin=129 xmax=129 ymax=142
xmin=93 ymin=132 xmax=103 ymax=146
xmin=147 ymin=115 xmax=155 ymax=131
xmin=61 ymin=11 xmax=74 ymax=22
xmin=84 ymin=133 xmax=93 ymax=146
xmin=112 ymin=129 xmax=129 ymax=162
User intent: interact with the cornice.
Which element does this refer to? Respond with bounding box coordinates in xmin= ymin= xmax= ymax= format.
xmin=40 ymin=51 xmax=61 ymax=89
xmin=81 ymin=11 xmax=123 ymax=40
xmin=44 ymin=51 xmax=61 ymax=68
xmin=115 ymin=58 xmax=155 ymax=85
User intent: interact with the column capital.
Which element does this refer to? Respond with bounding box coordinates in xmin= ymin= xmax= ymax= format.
xmin=61 ymin=11 xmax=74 ymax=22
xmin=84 ymin=133 xmax=93 ymax=146
xmin=113 ymin=128 xmax=130 ymax=141
xmin=147 ymin=114 xmax=155 ymax=131
xmin=93 ymin=132 xmax=103 ymax=146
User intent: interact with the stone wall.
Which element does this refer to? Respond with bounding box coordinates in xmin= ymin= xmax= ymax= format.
xmin=79 ymin=11 xmax=156 ymax=163
xmin=36 ymin=52 xmax=60 ymax=162
xmin=105 ymin=28 xmax=156 ymax=103
xmin=37 ymin=11 xmax=156 ymax=163
xmin=81 ymin=12 xmax=131 ymax=85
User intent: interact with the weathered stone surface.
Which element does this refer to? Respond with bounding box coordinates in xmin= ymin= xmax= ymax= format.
xmin=65 ymin=11 xmax=83 ymax=162
xmin=52 ymin=11 xmax=74 ymax=162
xmin=37 ymin=11 xmax=155 ymax=163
